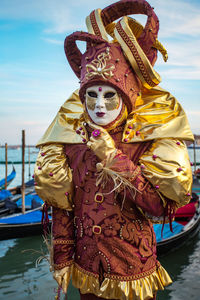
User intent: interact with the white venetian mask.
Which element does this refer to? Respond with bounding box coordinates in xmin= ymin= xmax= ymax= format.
xmin=85 ymin=85 xmax=122 ymax=126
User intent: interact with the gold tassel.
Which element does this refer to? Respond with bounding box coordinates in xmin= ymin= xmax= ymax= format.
xmin=96 ymin=152 xmax=141 ymax=210
xmin=35 ymin=233 xmax=54 ymax=271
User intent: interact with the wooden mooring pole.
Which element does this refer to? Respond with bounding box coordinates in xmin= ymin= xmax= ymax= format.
xmin=5 ymin=143 xmax=8 ymax=190
xmin=28 ymin=145 xmax=31 ymax=180
xmin=193 ymin=140 xmax=197 ymax=173
xmin=22 ymin=130 xmax=25 ymax=214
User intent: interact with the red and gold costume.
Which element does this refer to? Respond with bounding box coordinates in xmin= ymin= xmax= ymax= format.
xmin=34 ymin=1 xmax=194 ymax=299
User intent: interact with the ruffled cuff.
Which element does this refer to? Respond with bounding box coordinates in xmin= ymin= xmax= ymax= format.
xmin=53 ymin=264 xmax=74 ymax=294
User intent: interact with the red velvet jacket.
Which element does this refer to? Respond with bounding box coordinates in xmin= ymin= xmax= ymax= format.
xmin=52 ymin=126 xmax=166 ymax=279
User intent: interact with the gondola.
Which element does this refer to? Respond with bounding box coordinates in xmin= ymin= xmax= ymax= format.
xmin=0 ymin=178 xmax=35 ymax=209
xmin=0 ymin=206 xmax=51 ymax=240
xmin=0 ymin=182 xmax=200 ymax=245
xmin=0 ymin=165 xmax=16 ymax=190
xmin=0 ymin=190 xmax=48 ymax=240
xmin=155 ymin=191 xmax=200 ymax=256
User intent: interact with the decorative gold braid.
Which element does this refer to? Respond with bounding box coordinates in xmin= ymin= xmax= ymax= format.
xmin=75 ymin=263 xmax=99 ymax=278
xmin=53 ymin=239 xmax=74 ymax=245
xmin=90 ymin=10 xmax=102 ymax=37
xmin=54 ymin=260 xmax=74 ymax=270
xmin=109 ymin=124 xmax=125 ymax=134
xmin=106 ymin=264 xmax=159 ymax=280
xmin=130 ymin=166 xmax=141 ymax=182
xmin=116 ymin=22 xmax=156 ymax=87
xmin=128 ymin=18 xmax=168 ymax=62
xmin=74 ymin=262 xmax=160 ymax=281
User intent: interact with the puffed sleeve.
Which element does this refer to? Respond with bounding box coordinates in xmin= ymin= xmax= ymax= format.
xmin=34 ymin=143 xmax=74 ymax=210
xmin=139 ymin=138 xmax=192 ymax=207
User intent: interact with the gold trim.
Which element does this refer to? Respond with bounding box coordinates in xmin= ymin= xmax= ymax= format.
xmin=153 ymin=39 xmax=168 ymax=62
xmin=71 ymin=263 xmax=172 ymax=300
xmin=54 ymin=260 xmax=74 ymax=270
xmin=53 ymin=239 xmax=74 ymax=245
xmin=86 ymin=9 xmax=109 ymax=42
xmin=86 ymin=15 xmax=95 ymax=35
xmin=94 ymin=193 xmax=104 ymax=203
xmin=53 ymin=264 xmax=73 ymax=294
xmin=114 ymin=17 xmax=161 ymax=89
xmin=130 ymin=166 xmax=141 ymax=182
xmin=92 ymin=225 xmax=102 ymax=234
xmin=127 ymin=17 xmax=168 ymax=62
xmin=85 ymin=47 xmax=115 ymax=80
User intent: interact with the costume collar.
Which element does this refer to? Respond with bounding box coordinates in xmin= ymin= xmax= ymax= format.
xmin=36 ymin=87 xmax=194 ymax=147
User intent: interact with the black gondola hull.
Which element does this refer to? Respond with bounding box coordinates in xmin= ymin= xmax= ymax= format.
xmin=0 ymin=222 xmax=51 ymax=240
xmin=156 ymin=213 xmax=200 ymax=256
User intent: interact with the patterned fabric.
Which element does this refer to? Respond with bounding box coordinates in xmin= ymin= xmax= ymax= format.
xmin=100 ymin=0 xmax=159 ymax=65
xmin=50 ymin=127 xmax=172 ymax=299
xmin=52 ymin=208 xmax=74 ymax=270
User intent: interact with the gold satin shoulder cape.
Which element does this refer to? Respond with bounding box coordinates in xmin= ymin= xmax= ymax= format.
xmin=35 ymin=86 xmax=193 ymax=210
xmin=37 ymin=86 xmax=193 ymax=146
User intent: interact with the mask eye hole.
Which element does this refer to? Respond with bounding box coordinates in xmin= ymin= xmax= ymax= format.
xmin=104 ymin=92 xmax=116 ymax=98
xmin=87 ymin=91 xmax=97 ymax=98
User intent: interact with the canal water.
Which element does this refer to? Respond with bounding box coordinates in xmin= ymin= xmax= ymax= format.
xmin=0 ymin=147 xmax=200 ymax=300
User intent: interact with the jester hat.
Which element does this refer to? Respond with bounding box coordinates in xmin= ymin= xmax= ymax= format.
xmin=64 ymin=0 xmax=167 ymax=113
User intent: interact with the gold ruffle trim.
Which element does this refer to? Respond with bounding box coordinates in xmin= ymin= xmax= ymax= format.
xmin=70 ymin=263 xmax=172 ymax=300
xmin=53 ymin=264 xmax=73 ymax=293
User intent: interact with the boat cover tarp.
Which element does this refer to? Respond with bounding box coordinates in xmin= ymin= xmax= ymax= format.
xmin=0 ymin=210 xmax=51 ymax=224
xmin=175 ymin=202 xmax=196 ymax=218
xmin=16 ymin=194 xmax=43 ymax=209
xmin=25 ymin=179 xmax=34 ymax=186
xmin=0 ymin=190 xmax=12 ymax=201
xmin=0 ymin=167 xmax=16 ymax=189
xmin=153 ymin=222 xmax=184 ymax=243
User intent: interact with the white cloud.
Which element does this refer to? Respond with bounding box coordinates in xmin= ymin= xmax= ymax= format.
xmin=164 ymin=41 xmax=200 ymax=67
xmin=1 ymin=0 xmax=200 ymax=142
xmin=42 ymin=37 xmax=63 ymax=45
xmin=149 ymin=0 xmax=200 ymax=37
xmin=187 ymin=111 xmax=200 ymax=116
xmin=1 ymin=0 xmax=200 ymax=38
xmin=0 ymin=0 xmax=111 ymax=33
xmin=159 ymin=68 xmax=200 ymax=80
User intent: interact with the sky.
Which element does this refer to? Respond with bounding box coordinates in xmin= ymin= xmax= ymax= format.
xmin=1 ymin=0 xmax=200 ymax=145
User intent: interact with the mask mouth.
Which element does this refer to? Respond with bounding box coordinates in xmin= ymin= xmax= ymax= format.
xmin=96 ymin=112 xmax=105 ymax=117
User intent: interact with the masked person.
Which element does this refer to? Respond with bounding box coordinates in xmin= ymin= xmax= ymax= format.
xmin=34 ymin=1 xmax=194 ymax=299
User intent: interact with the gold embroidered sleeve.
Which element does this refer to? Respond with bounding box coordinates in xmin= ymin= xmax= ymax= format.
xmin=34 ymin=144 xmax=74 ymax=210
xmin=139 ymin=139 xmax=192 ymax=207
